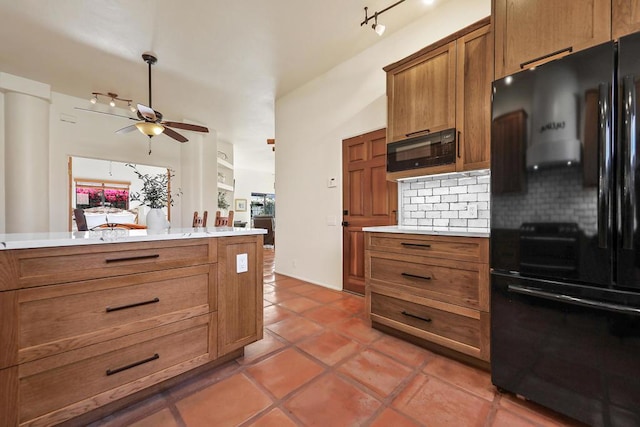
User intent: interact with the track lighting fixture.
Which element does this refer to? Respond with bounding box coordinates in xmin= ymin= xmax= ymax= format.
xmin=89 ymin=92 xmax=134 ymax=110
xmin=361 ymin=0 xmax=405 ymax=36
xmin=372 ymin=13 xmax=386 ymax=36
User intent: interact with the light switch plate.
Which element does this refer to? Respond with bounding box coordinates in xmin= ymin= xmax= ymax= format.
xmin=236 ymin=253 xmax=248 ymax=273
xmin=468 ymin=204 xmax=478 ymax=219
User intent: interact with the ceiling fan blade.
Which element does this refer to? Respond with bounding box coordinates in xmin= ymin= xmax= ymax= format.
xmin=162 ymin=126 xmax=188 ymax=143
xmin=115 ymin=124 xmax=138 ymax=134
xmin=137 ymin=104 xmax=157 ymax=121
xmin=163 ymin=121 xmax=209 ymax=133
xmin=75 ymin=107 xmax=137 ymax=120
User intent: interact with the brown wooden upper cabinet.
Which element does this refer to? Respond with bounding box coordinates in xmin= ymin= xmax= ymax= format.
xmin=456 ymin=24 xmax=493 ymax=172
xmin=613 ymin=0 xmax=640 ymax=38
xmin=384 ymin=18 xmax=492 ymax=178
xmin=386 ymin=41 xmax=456 ymax=143
xmin=493 ymin=0 xmax=611 ymax=79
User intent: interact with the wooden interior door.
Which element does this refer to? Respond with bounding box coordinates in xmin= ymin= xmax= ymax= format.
xmin=342 ymin=129 xmax=397 ymax=295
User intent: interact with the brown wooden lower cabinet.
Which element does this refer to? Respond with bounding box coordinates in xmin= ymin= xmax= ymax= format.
xmin=365 ymin=232 xmax=490 ymax=365
xmin=0 ymin=235 xmax=263 ymax=427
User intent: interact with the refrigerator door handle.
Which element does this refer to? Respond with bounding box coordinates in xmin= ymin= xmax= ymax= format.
xmin=507 ymin=284 xmax=640 ymax=315
xmin=622 ymin=76 xmax=637 ymax=250
xmin=598 ymin=83 xmax=612 ymax=249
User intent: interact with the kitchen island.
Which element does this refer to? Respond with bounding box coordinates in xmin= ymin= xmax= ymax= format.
xmin=0 ymin=227 xmax=265 ymax=427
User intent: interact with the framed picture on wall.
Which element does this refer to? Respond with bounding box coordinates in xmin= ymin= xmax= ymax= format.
xmin=235 ymin=198 xmax=247 ymax=212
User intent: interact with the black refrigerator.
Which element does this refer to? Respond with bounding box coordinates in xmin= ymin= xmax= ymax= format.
xmin=491 ymin=34 xmax=640 ymax=427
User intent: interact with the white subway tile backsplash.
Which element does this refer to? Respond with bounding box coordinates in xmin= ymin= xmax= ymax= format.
xmin=458 ymin=193 xmax=478 ymax=202
xmin=469 ymin=219 xmax=489 ymax=228
xmin=450 ymin=186 xmax=468 ymax=194
xmin=458 ymin=177 xmax=477 ymax=185
xmin=398 ymin=169 xmax=491 ymax=234
xmin=441 ymin=195 xmax=459 ymax=203
xmin=441 ymin=178 xmax=459 ymax=187
xmin=468 ymin=184 xmax=488 ymax=193
xmin=433 ymin=187 xmax=450 ymax=195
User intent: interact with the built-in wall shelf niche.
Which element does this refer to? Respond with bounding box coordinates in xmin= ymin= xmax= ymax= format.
xmin=217 ymin=157 xmax=233 ymax=170
xmin=217 ymin=182 xmax=234 ymax=191
xmin=216 ymin=143 xmax=234 ymax=194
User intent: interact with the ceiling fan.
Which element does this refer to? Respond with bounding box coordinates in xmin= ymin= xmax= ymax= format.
xmin=116 ymin=52 xmax=209 ymax=142
xmin=77 ymin=52 xmax=209 ymax=153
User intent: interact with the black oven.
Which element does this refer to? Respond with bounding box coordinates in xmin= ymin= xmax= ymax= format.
xmin=387 ymin=128 xmax=456 ymax=172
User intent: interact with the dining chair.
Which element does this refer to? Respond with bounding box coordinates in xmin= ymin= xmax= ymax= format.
xmin=214 ymin=210 xmax=234 ymax=227
xmin=193 ymin=211 xmax=208 ymax=227
xmin=73 ymin=208 xmax=88 ymax=231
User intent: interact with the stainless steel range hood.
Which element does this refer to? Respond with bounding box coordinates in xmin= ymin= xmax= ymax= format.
xmin=527 ymin=63 xmax=581 ymax=169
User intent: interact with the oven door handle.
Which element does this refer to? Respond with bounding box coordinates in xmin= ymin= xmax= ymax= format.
xmin=507 ymin=284 xmax=640 ymax=315
xmin=598 ymin=82 xmax=612 ymax=249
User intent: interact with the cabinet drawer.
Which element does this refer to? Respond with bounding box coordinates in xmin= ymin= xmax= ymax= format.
xmin=12 ymin=239 xmax=214 ymax=289
xmin=371 ymin=292 xmax=480 ymax=349
xmin=18 ymin=265 xmax=213 ymax=363
xmin=370 ymin=256 xmax=480 ymax=309
xmin=19 ymin=315 xmax=210 ymax=426
xmin=367 ymin=233 xmax=488 ymax=263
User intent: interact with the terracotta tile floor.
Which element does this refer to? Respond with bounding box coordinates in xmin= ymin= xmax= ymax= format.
xmin=90 ymin=248 xmax=586 ymax=427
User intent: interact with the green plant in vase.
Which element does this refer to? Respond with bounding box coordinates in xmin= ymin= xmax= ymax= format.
xmin=127 ymin=164 xmax=180 ymax=229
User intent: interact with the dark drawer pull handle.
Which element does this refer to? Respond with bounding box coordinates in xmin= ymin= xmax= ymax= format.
xmin=405 ymin=128 xmax=430 ymax=137
xmin=401 ymin=243 xmax=431 ymax=249
xmin=105 ymin=254 xmax=160 ymax=263
xmin=402 ymin=272 xmax=431 ymax=281
xmin=106 ymin=353 xmax=159 ymax=376
xmin=106 ymin=297 xmax=160 ymax=313
xmin=402 ymin=311 xmax=432 ymax=323
xmin=519 ymin=46 xmax=573 ymax=69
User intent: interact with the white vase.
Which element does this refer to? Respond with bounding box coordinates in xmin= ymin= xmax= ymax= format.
xmin=146 ymin=208 xmax=168 ymax=231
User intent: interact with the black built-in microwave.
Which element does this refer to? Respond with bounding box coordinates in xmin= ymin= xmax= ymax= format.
xmin=386 ymin=128 xmax=456 ymax=172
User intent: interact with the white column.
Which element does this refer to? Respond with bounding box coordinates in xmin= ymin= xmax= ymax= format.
xmin=1 ymin=73 xmax=51 ymax=233
xmin=180 ymin=133 xmax=204 ymax=227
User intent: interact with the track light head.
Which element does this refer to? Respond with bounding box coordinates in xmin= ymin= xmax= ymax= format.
xmin=372 ymin=13 xmax=386 ymax=36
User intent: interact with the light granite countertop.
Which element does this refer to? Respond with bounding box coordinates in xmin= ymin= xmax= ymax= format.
xmin=0 ymin=227 xmax=267 ymax=250
xmin=362 ymin=225 xmax=490 ymax=238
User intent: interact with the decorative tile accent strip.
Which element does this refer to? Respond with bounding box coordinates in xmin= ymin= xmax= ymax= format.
xmin=398 ymin=169 xmax=491 ymax=233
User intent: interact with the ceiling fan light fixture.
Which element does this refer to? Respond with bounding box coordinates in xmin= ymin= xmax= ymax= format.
xmin=90 ymin=94 xmax=98 ymax=104
xmin=128 ymin=101 xmax=137 ymax=113
xmin=109 ymin=98 xmax=116 ymax=108
xmin=136 ymin=122 xmax=164 ymax=136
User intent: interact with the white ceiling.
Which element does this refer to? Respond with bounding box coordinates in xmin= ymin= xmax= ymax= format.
xmin=0 ymin=0 xmax=447 ymax=172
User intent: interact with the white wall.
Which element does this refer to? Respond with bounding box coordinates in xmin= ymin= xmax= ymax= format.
xmin=0 ymin=86 xmax=219 ymax=232
xmin=234 ymin=167 xmax=275 ymax=224
xmin=274 ymin=0 xmax=491 ymax=290
xmin=49 ymin=92 xmax=185 ymax=231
